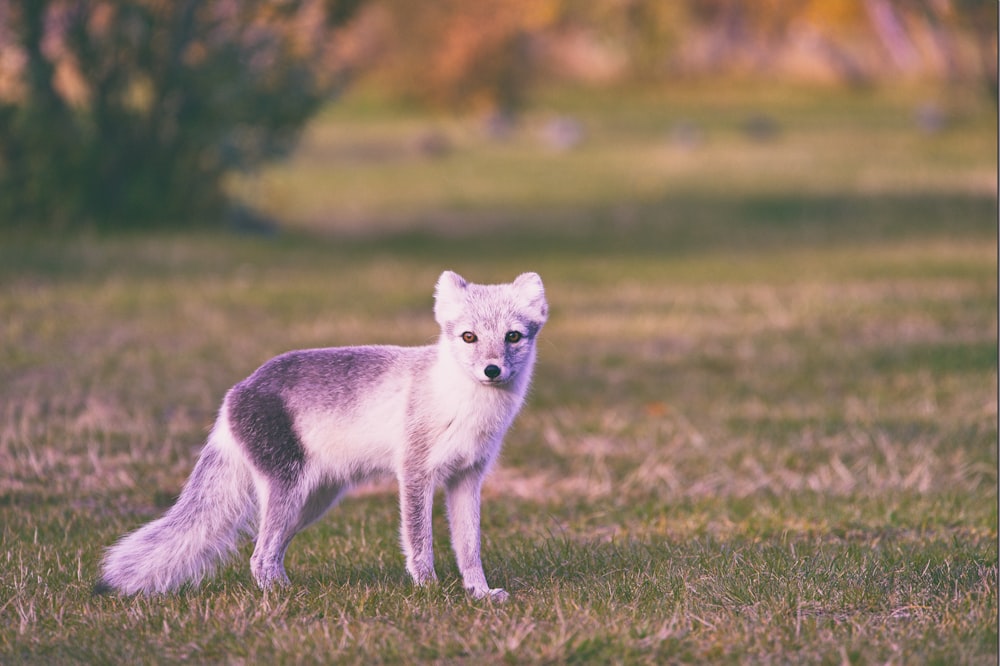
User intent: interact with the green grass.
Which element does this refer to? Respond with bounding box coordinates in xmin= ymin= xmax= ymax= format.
xmin=1 ymin=83 xmax=997 ymax=663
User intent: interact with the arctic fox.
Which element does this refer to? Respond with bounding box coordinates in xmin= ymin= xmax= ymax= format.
xmin=95 ymin=271 xmax=547 ymax=601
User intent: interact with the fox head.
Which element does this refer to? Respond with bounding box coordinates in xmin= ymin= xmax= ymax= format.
xmin=434 ymin=271 xmax=547 ymax=386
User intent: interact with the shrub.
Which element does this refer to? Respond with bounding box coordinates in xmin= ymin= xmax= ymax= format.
xmin=0 ymin=0 xmax=363 ymax=230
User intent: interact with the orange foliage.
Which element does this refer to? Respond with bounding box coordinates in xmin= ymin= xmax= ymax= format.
xmin=376 ymin=0 xmax=560 ymax=110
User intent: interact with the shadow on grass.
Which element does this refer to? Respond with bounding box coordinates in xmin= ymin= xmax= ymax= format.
xmin=0 ymin=190 xmax=994 ymax=284
xmin=318 ymin=190 xmax=997 ymax=262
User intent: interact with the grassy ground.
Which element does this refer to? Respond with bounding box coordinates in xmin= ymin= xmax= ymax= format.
xmin=1 ymin=83 xmax=997 ymax=663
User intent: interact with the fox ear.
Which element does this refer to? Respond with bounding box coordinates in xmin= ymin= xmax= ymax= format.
xmin=434 ymin=270 xmax=468 ymax=325
xmin=513 ymin=272 xmax=547 ymax=323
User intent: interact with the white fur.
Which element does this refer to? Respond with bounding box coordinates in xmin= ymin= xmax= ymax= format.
xmin=97 ymin=271 xmax=546 ymax=600
xmin=95 ymin=419 xmax=256 ymax=595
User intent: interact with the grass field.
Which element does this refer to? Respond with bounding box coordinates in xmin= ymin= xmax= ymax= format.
xmin=1 ymin=83 xmax=997 ymax=663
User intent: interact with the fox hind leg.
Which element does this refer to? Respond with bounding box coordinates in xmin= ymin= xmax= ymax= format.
xmin=250 ymin=481 xmax=344 ymax=589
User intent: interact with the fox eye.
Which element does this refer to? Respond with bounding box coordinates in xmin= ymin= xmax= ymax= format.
xmin=461 ymin=331 xmax=478 ymax=344
xmin=505 ymin=330 xmax=523 ymax=344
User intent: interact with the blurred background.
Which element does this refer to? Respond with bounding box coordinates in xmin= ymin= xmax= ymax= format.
xmin=1 ymin=6 xmax=997 ymax=660
xmin=0 ymin=0 xmax=995 ymax=231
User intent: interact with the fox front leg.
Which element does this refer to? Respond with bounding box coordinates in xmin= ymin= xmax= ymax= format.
xmin=399 ymin=470 xmax=437 ymax=586
xmin=445 ymin=467 xmax=508 ymax=602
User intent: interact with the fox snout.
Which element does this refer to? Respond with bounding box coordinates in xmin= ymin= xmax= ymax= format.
xmin=481 ymin=363 xmax=514 ymax=384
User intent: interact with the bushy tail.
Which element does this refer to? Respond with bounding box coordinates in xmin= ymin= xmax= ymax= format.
xmin=95 ymin=430 xmax=255 ymax=595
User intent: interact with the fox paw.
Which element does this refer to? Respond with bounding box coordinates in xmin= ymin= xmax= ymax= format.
xmin=251 ymin=564 xmax=290 ymax=590
xmin=469 ymin=587 xmax=509 ymax=602
xmin=407 ymin=562 xmax=438 ymax=587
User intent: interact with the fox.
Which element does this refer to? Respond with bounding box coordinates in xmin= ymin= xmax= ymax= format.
xmin=95 ymin=271 xmax=547 ymax=601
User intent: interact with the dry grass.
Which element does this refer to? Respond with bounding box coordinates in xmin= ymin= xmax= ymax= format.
xmin=1 ymin=83 xmax=996 ymax=663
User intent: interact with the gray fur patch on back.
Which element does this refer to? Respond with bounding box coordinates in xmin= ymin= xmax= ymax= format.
xmin=228 ymin=348 xmax=401 ymax=483
xmin=280 ymin=347 xmax=398 ymax=412
xmin=228 ymin=361 xmax=305 ymax=484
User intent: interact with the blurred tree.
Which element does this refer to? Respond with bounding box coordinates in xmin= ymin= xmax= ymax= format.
xmin=0 ymin=0 xmax=364 ymax=230
xmin=373 ymin=0 xmax=558 ymax=112
xmin=928 ymin=0 xmax=998 ymax=100
xmin=547 ymin=0 xmax=686 ymax=83
xmin=283 ymin=0 xmax=995 ymax=115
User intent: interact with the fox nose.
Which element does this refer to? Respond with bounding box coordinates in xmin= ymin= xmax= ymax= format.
xmin=484 ymin=365 xmax=501 ymax=380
